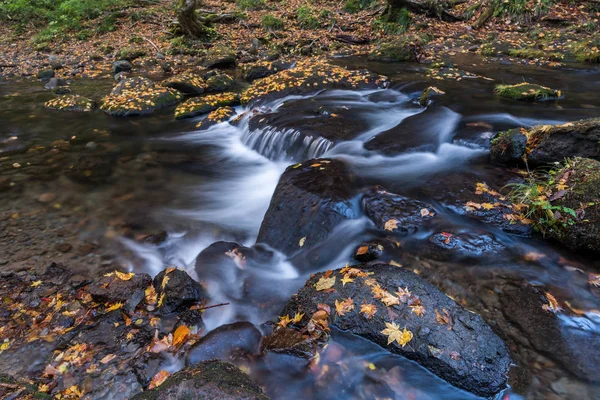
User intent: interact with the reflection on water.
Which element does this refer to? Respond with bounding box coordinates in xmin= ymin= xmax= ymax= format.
xmin=2 ymin=57 xmax=600 ymax=399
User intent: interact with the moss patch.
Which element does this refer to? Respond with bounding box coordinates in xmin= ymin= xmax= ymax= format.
xmin=175 ymin=92 xmax=239 ymax=119
xmin=162 ymin=72 xmax=207 ymax=95
xmin=572 ymin=36 xmax=600 ymax=63
xmin=368 ymin=35 xmax=423 ymax=62
xmin=45 ymin=95 xmax=94 ymax=112
xmin=494 ymin=82 xmax=561 ymax=101
xmin=507 ymin=48 xmax=562 ymax=61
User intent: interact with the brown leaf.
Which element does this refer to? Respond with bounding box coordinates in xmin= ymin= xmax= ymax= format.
xmin=172 ymin=325 xmax=191 ymax=348
xmin=148 ymin=370 xmax=170 ymax=389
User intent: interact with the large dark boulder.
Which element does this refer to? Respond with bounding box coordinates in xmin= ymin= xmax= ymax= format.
xmin=153 ymin=268 xmax=206 ymax=314
xmin=421 ymin=231 xmax=506 ymax=261
xmin=101 ymin=77 xmax=183 ymax=117
xmin=500 ymin=283 xmax=600 ymax=382
xmin=490 ymin=118 xmax=600 ymax=166
xmin=187 ymin=322 xmax=262 ymax=365
xmin=362 ymin=186 xmax=436 ymax=234
xmin=256 ymin=159 xmax=359 ymax=257
xmin=131 ymin=360 xmax=269 ymax=400
xmin=279 ymin=263 xmax=512 ymax=397
xmin=162 ymin=72 xmax=207 ymax=95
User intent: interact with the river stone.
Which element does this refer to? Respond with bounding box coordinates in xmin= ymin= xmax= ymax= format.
xmin=162 ymin=72 xmax=207 ymax=95
xmin=66 ymin=154 xmax=115 ymax=183
xmin=241 ymin=60 xmax=294 ymax=81
xmin=240 ymin=59 xmax=389 ymax=106
xmin=256 ymin=158 xmax=358 ymax=257
xmin=280 ymin=263 xmax=512 ymax=397
xmin=368 ymin=35 xmax=423 ymax=62
xmin=492 ymin=118 xmax=600 ymax=166
xmin=543 ymin=157 xmax=600 ymax=253
xmin=131 ymin=360 xmax=269 ymax=400
xmin=44 ymin=95 xmax=94 ymax=112
xmin=153 ymin=268 xmax=206 ymax=314
xmin=422 ymin=232 xmax=506 ymax=261
xmin=187 ymin=322 xmax=262 ymax=365
xmin=500 ymin=283 xmax=600 ymax=382
xmin=175 ymin=92 xmax=239 ymax=119
xmin=112 ymin=60 xmax=133 ymax=74
xmin=494 ymin=82 xmax=560 ymax=101
xmin=202 ymin=45 xmax=237 ymax=68
xmin=196 ymin=107 xmax=236 ymax=130
xmin=101 ymin=77 xmax=183 ymax=117
xmin=88 ymin=272 xmax=152 ymax=303
xmin=362 ymin=186 xmax=436 ymax=234
xmin=205 ymin=73 xmax=234 ymax=93
xmin=36 ymin=69 xmax=55 ymax=81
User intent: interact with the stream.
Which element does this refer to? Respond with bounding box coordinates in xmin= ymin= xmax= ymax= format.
xmin=1 ymin=54 xmax=600 ymax=399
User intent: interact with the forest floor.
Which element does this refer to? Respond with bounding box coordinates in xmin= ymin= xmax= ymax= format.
xmin=0 ymin=0 xmax=599 ymax=81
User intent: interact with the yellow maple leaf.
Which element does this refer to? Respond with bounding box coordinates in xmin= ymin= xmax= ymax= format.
xmin=384 ymin=219 xmax=398 ymax=231
xmin=380 ymin=291 xmax=400 ymax=307
xmin=157 ymin=293 xmax=165 ymax=307
xmin=410 ymin=305 xmax=425 ymax=317
xmin=292 ymin=312 xmax=304 ymax=324
xmin=172 ymin=325 xmax=191 ymax=348
xmin=115 ymin=271 xmax=135 ymax=281
xmin=299 ymin=237 xmax=306 ymax=247
xmin=341 ymin=275 xmax=355 ymax=286
xmin=145 ymin=286 xmax=158 ymax=305
xmin=31 ymin=280 xmax=43 ymax=287
xmin=106 ymin=302 xmax=123 ymax=312
xmin=315 ymin=276 xmax=336 ymax=291
xmin=277 ymin=314 xmax=292 ymax=328
xmin=334 ymin=298 xmax=355 ymax=316
xmin=161 ymin=274 xmax=170 ymax=289
xmin=360 ymin=303 xmax=377 ymax=319
xmin=381 ymin=322 xmax=413 ymax=347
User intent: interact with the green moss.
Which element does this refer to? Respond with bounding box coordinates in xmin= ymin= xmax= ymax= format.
xmin=374 ymin=7 xmax=411 ymax=34
xmin=343 ymin=0 xmax=375 ymax=13
xmin=369 ymin=35 xmax=422 ymax=62
xmin=262 ymin=14 xmax=284 ymax=29
xmin=236 ymin=0 xmax=265 ymax=10
xmin=507 ymin=48 xmax=562 ymax=61
xmin=494 ymin=82 xmax=560 ymax=101
xmin=572 ymin=36 xmax=600 ymax=63
xmin=297 ymin=6 xmax=320 ymax=29
xmin=115 ymin=47 xmax=146 ymax=61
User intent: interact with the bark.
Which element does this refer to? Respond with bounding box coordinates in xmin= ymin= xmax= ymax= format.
xmin=386 ymin=0 xmax=465 ymax=22
xmin=176 ymin=0 xmax=208 ymax=38
xmin=472 ymin=1 xmax=495 ymax=29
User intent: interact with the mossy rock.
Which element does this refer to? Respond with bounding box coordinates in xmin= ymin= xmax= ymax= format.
xmin=162 ymin=72 xmax=207 ymax=95
xmin=240 ymin=59 xmax=389 ymax=106
xmin=131 ymin=360 xmax=268 ymax=400
xmin=202 ymin=45 xmax=237 ymax=68
xmin=368 ymin=35 xmax=423 ymax=62
xmin=572 ymin=36 xmax=600 ymax=63
xmin=491 ymin=118 xmax=600 ymax=166
xmin=196 ymin=107 xmax=236 ymax=130
xmin=494 ymin=82 xmax=561 ymax=101
xmin=175 ymin=93 xmax=240 ymax=119
xmin=115 ymin=48 xmax=146 ymax=61
xmin=101 ymin=77 xmax=183 ymax=117
xmin=507 ymin=48 xmax=562 ymax=61
xmin=205 ymin=73 xmax=235 ymax=92
xmin=44 ymin=95 xmax=95 ymax=112
xmin=241 ymin=60 xmax=294 ymax=81
xmin=418 ymin=86 xmax=445 ymax=106
xmin=0 ymin=374 xmax=52 ymax=399
xmin=544 ymin=158 xmax=600 ymax=253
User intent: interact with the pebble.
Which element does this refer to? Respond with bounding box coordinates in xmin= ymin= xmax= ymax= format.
xmin=38 ymin=193 xmax=56 ymax=204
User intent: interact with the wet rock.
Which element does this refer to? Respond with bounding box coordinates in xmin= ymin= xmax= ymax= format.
xmin=37 ymin=69 xmax=55 ymax=81
xmin=261 ymin=326 xmax=318 ymax=358
xmin=420 ymin=173 xmax=532 ymax=236
xmin=202 ymin=45 xmax=237 ymax=68
xmin=240 ymin=59 xmax=389 ymax=106
xmin=421 ymin=232 xmax=506 ymax=261
xmin=112 ymin=60 xmax=133 ymax=74
xmin=43 ymin=77 xmax=68 ymax=91
xmin=66 ymin=154 xmax=114 ymax=183
xmin=491 ymin=118 xmax=600 ymax=166
xmin=500 ymin=283 xmax=600 ymax=381
xmin=88 ymin=272 xmax=152 ymax=303
xmin=153 ymin=268 xmax=206 ymax=314
xmin=494 ymin=82 xmax=561 ymax=101
xmin=175 ymin=92 xmax=239 ymax=119
xmin=187 ymin=322 xmax=262 ymax=365
xmin=162 ymin=72 xmax=207 ymax=95
xmin=368 ymin=35 xmax=423 ymax=62
xmin=115 ymin=48 xmax=146 ymax=61
xmin=280 ymin=263 xmax=512 ymax=397
xmin=196 ymin=107 xmax=236 ymax=130
xmin=174 ymin=309 xmax=205 ymax=331
xmin=101 ymin=77 xmax=183 ymax=116
xmin=362 ymin=187 xmax=436 ymax=234
xmin=142 ymin=231 xmax=168 ymax=245
xmin=241 ymin=60 xmax=294 ymax=81
xmin=256 ymin=158 xmax=358 ymax=256
xmin=44 ymin=95 xmax=94 ymax=112
xmin=353 ymin=241 xmax=385 ymax=262
xmin=542 ymin=157 xmax=600 ymax=253
xmin=205 ymin=73 xmax=234 ymax=93
xmin=131 ymin=360 xmax=269 ymax=400
xmin=419 ymin=86 xmax=445 ymax=106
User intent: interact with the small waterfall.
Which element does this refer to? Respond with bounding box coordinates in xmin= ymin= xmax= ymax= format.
xmin=240 ymin=125 xmax=334 ymax=161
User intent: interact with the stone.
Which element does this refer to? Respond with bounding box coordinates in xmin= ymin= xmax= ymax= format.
xmin=87 ymin=272 xmax=152 ymax=303
xmin=153 ymin=268 xmax=206 ymax=314
xmin=112 ymin=60 xmax=133 ymax=75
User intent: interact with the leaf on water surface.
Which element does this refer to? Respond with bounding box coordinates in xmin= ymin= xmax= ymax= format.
xmin=524 ymin=252 xmax=545 ymax=262
xmin=542 ymin=292 xmax=562 ymax=313
xmin=420 ymin=208 xmax=433 ymax=217
xmin=149 ymin=370 xmax=170 ymax=389
xmin=356 ymin=246 xmax=369 ymax=255
xmin=315 ymin=276 xmax=336 ymax=291
xmin=384 ymin=219 xmax=399 ymax=231
xmin=381 ymin=322 xmax=413 ymax=347
xmin=389 ymin=260 xmax=402 ymax=267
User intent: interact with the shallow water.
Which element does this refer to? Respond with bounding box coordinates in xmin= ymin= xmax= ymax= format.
xmin=1 ymin=56 xmax=600 ymax=399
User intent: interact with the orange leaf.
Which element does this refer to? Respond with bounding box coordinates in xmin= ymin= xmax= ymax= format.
xmin=172 ymin=325 xmax=191 ymax=348
xmin=148 ymin=370 xmax=170 ymax=389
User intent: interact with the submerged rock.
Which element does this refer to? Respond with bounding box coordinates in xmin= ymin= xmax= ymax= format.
xmin=240 ymin=59 xmax=388 ymax=106
xmin=154 ymin=268 xmax=206 ymax=314
xmin=162 ymin=72 xmax=207 ymax=95
xmin=45 ymin=95 xmax=94 ymax=112
xmin=362 ymin=186 xmax=436 ymax=235
xmin=66 ymin=154 xmax=115 ymax=183
xmin=196 ymin=106 xmax=236 ymax=130
xmin=175 ymin=92 xmax=239 ymax=119
xmin=131 ymin=360 xmax=268 ymax=400
xmin=490 ymin=118 xmax=600 ymax=166
xmin=500 ymin=283 xmax=600 ymax=382
xmin=494 ymin=82 xmax=561 ymax=101
xmin=256 ymin=159 xmax=358 ymax=256
xmin=279 ymin=263 xmax=512 ymax=397
xmin=101 ymin=77 xmax=183 ymax=117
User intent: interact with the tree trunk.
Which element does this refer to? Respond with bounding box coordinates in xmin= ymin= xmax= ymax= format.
xmin=386 ymin=0 xmax=465 ymax=22
xmin=177 ymin=0 xmax=207 ymax=38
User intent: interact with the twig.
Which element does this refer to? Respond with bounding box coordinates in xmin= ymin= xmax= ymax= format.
xmin=141 ymin=35 xmax=161 ymax=53
xmin=198 ymin=302 xmax=230 ymax=311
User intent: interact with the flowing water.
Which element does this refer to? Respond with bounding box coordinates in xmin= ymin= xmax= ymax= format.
xmin=1 ymin=55 xmax=600 ymax=399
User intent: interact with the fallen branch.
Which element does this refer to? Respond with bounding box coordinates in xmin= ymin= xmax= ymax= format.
xmin=198 ymin=302 xmax=230 ymax=311
xmin=141 ymin=35 xmax=161 ymax=53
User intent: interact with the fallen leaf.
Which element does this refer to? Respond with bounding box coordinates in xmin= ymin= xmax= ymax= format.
xmin=589 ymin=273 xmax=600 ymax=288
xmin=334 ymin=298 xmax=354 ymax=316
xmin=360 ymin=302 xmax=377 ymax=319
xmin=384 ymin=219 xmax=399 ymax=231
xmin=299 ymin=237 xmax=306 ymax=247
xmin=542 ymin=292 xmax=562 ymax=313
xmin=420 ymin=208 xmax=433 ymax=217
xmin=341 ymin=275 xmax=355 ymax=286
xmin=410 ymin=305 xmax=425 ymax=317
xmin=115 ymin=271 xmax=135 ymax=281
xmin=106 ymin=302 xmax=123 ymax=312
xmin=99 ymin=354 xmax=116 ymax=364
xmin=315 ymin=276 xmax=336 ymax=291
xmin=292 ymin=312 xmax=304 ymax=324
xmin=31 ymin=280 xmax=43 ymax=287
xmin=356 ymin=246 xmax=369 ymax=255
xmin=381 ymin=322 xmax=413 ymax=347
xmin=148 ymin=370 xmax=170 ymax=389
xmin=172 ymin=325 xmax=191 ymax=348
